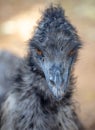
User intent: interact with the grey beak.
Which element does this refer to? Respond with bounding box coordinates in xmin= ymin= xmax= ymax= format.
xmin=49 ymin=69 xmax=63 ymax=89
xmin=48 ymin=65 xmax=64 ymax=99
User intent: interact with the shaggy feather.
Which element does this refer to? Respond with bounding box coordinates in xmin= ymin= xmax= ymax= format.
xmin=0 ymin=51 xmax=21 ymax=105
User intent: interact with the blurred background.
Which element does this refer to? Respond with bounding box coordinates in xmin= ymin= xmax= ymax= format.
xmin=0 ymin=0 xmax=95 ymax=129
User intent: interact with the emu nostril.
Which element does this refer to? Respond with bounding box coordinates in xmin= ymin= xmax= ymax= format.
xmin=49 ymin=79 xmax=55 ymax=86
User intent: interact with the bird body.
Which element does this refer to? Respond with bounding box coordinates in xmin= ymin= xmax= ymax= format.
xmin=0 ymin=63 xmax=81 ymax=130
xmin=0 ymin=6 xmax=83 ymax=130
xmin=0 ymin=51 xmax=21 ymax=105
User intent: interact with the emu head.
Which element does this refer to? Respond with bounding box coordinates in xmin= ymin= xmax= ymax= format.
xmin=29 ymin=6 xmax=81 ymax=100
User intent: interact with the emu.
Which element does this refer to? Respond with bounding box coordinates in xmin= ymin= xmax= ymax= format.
xmin=0 ymin=6 xmax=83 ymax=130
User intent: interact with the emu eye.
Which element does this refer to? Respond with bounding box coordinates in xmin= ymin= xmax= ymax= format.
xmin=36 ymin=49 xmax=43 ymax=56
xmin=68 ymin=50 xmax=75 ymax=57
xmin=35 ymin=48 xmax=45 ymax=61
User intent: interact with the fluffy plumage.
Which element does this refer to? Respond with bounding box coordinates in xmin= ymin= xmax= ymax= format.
xmin=0 ymin=51 xmax=21 ymax=105
xmin=0 ymin=6 xmax=83 ymax=130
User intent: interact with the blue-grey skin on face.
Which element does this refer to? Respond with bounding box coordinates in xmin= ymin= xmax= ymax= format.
xmin=42 ymin=54 xmax=73 ymax=100
xmin=41 ymin=60 xmax=72 ymax=100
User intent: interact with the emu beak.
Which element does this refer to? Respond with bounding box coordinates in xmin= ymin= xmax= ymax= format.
xmin=47 ymin=65 xmax=66 ymax=100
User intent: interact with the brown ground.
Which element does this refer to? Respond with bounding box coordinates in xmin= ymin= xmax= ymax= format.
xmin=0 ymin=0 xmax=95 ymax=129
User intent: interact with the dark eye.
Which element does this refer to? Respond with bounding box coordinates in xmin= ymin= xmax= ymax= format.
xmin=36 ymin=49 xmax=43 ymax=56
xmin=35 ymin=48 xmax=45 ymax=62
xmin=68 ymin=50 xmax=76 ymax=57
